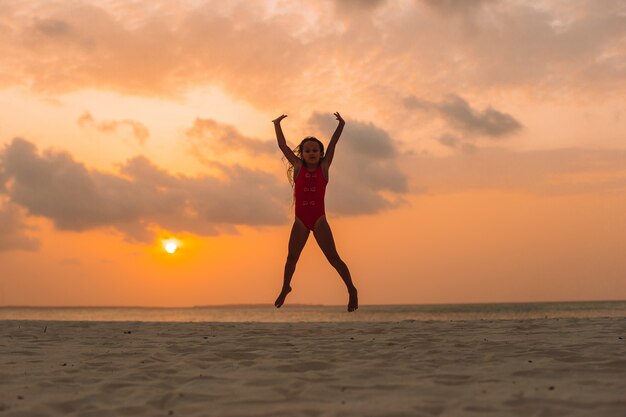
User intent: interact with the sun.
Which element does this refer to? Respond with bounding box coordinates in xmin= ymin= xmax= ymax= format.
xmin=162 ymin=239 xmax=180 ymax=254
xmin=164 ymin=242 xmax=177 ymax=254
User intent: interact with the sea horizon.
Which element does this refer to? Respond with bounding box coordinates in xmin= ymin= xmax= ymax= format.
xmin=2 ymin=298 xmax=625 ymax=308
xmin=2 ymin=300 xmax=625 ymax=323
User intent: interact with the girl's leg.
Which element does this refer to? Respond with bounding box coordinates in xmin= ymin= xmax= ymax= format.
xmin=275 ymin=218 xmax=310 ymax=308
xmin=313 ymin=216 xmax=358 ymax=312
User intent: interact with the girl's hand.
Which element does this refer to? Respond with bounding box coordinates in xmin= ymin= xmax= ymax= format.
xmin=334 ymin=112 xmax=345 ymax=124
xmin=272 ymin=114 xmax=287 ymax=124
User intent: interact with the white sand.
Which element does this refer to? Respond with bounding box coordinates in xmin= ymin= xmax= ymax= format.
xmin=0 ymin=317 xmax=624 ymax=416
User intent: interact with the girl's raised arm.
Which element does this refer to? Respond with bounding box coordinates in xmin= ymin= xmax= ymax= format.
xmin=322 ymin=112 xmax=345 ymax=169
xmin=273 ymin=114 xmax=301 ymax=167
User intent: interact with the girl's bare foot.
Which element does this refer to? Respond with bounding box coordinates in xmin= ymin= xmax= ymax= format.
xmin=274 ymin=286 xmax=292 ymax=308
xmin=348 ymin=288 xmax=358 ymax=312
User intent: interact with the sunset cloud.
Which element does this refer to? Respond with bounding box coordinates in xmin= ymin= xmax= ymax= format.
xmin=333 ymin=0 xmax=387 ymax=14
xmin=0 ymin=110 xmax=416 ymax=242
xmin=0 ymin=138 xmax=288 ymax=242
xmin=34 ymin=18 xmax=73 ymax=37
xmin=0 ymin=200 xmax=40 ymax=252
xmin=421 ymin=0 xmax=494 ymax=16
xmin=185 ymin=118 xmax=275 ymax=161
xmin=437 ymin=133 xmax=478 ymax=153
xmin=437 ymin=95 xmax=523 ymax=138
xmin=404 ymin=95 xmax=523 ymax=139
xmin=0 ymin=0 xmax=622 ymax=113
xmin=77 ymin=112 xmax=149 ymax=145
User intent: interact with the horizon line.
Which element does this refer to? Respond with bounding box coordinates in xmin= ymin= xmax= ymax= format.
xmin=1 ymin=299 xmax=625 ymax=309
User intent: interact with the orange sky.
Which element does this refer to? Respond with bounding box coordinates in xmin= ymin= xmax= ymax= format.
xmin=1 ymin=0 xmax=625 ymax=306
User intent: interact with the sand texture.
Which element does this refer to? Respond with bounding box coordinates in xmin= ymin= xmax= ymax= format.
xmin=1 ymin=317 xmax=624 ymax=416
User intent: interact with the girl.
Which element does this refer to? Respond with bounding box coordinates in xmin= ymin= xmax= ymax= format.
xmin=272 ymin=112 xmax=358 ymax=312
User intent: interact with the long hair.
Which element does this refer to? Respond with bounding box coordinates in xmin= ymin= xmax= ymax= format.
xmin=283 ymin=137 xmax=325 ymax=188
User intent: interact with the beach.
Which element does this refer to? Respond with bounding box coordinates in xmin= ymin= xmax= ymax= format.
xmin=1 ymin=317 xmax=624 ymax=416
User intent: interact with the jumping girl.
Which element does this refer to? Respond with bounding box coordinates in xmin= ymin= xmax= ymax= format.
xmin=272 ymin=112 xmax=358 ymax=312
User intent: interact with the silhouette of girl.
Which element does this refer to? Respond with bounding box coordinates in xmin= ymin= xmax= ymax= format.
xmin=272 ymin=112 xmax=358 ymax=312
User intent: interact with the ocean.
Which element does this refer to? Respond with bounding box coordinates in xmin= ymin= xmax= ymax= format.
xmin=1 ymin=300 xmax=625 ymax=322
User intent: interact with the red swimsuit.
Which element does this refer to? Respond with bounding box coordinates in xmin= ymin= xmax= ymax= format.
xmin=294 ymin=164 xmax=328 ymax=230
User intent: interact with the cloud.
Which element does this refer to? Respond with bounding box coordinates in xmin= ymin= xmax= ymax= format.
xmin=35 ymin=18 xmax=72 ymax=37
xmin=0 ymin=200 xmax=40 ymax=252
xmin=1 ymin=137 xmax=622 ymax=246
xmin=438 ymin=95 xmax=523 ymax=137
xmin=0 ymin=1 xmax=313 ymax=104
xmin=307 ymin=112 xmax=408 ymax=215
xmin=334 ymin=0 xmax=387 ymax=14
xmin=437 ymin=133 xmax=460 ymax=148
xmin=0 ymin=138 xmax=289 ymax=242
xmin=77 ymin=112 xmax=149 ymax=145
xmin=0 ymin=112 xmax=413 ymax=241
xmin=0 ymin=0 xmax=623 ymax=112
xmin=185 ymin=117 xmax=275 ymax=160
xmin=421 ymin=0 xmax=494 ymax=16
xmin=404 ymin=94 xmax=523 ymax=138
xmin=437 ymin=133 xmax=477 ymax=153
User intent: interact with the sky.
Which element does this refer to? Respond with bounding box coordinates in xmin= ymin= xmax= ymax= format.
xmin=0 ymin=0 xmax=625 ymax=307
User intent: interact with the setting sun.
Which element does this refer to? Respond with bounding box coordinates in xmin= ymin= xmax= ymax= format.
xmin=163 ymin=239 xmax=180 ymax=254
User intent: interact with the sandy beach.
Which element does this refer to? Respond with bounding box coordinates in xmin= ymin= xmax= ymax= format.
xmin=1 ymin=317 xmax=624 ymax=417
